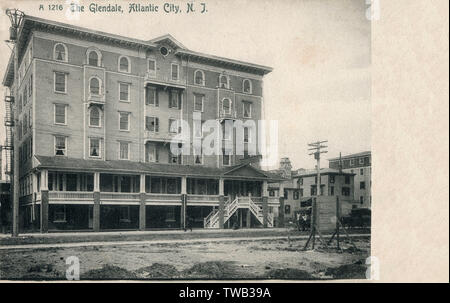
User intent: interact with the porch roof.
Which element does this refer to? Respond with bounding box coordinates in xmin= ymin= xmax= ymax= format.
xmin=34 ymin=156 xmax=285 ymax=181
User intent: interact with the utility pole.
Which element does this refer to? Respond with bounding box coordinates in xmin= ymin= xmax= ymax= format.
xmin=303 ymin=140 xmax=328 ymax=250
xmin=5 ymin=8 xmax=25 ymax=237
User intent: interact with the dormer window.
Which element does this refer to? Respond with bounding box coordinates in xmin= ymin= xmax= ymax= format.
xmin=219 ymin=75 xmax=229 ymax=89
xmin=54 ymin=43 xmax=67 ymax=62
xmin=194 ymin=70 xmax=205 ymax=86
xmin=118 ymin=56 xmax=130 ymax=73
xmin=89 ymin=77 xmax=101 ymax=95
xmin=87 ymin=49 xmax=101 ymax=66
xmin=243 ymin=79 xmax=252 ymax=94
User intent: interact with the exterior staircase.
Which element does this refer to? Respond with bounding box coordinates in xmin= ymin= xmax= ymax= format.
xmin=204 ymin=196 xmax=274 ymax=228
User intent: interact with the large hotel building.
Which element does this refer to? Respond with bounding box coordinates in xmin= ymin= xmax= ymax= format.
xmin=2 ymin=15 xmax=284 ymax=232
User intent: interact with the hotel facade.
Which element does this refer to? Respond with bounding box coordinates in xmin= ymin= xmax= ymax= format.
xmin=2 ymin=15 xmax=284 ymax=232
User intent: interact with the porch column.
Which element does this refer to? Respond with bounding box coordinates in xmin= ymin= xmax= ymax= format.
xmin=218 ymin=178 xmax=225 ymax=228
xmin=40 ymin=169 xmax=49 ymax=233
xmin=93 ymin=172 xmax=100 ymax=232
xmin=180 ymin=176 xmax=187 ymax=230
xmin=139 ymin=174 xmax=146 ymax=231
xmin=262 ymin=181 xmax=269 ymax=228
xmin=278 ymin=182 xmax=285 ymax=228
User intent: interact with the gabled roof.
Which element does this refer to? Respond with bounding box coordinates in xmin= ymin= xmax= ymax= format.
xmin=34 ymin=156 xmax=284 ymax=181
xmin=149 ymin=34 xmax=187 ymax=50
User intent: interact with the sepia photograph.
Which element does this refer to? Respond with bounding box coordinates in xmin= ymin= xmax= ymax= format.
xmin=0 ymin=0 xmax=447 ymax=288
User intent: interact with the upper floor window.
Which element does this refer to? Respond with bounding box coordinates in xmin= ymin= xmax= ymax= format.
xmin=119 ymin=82 xmax=130 ymax=102
xmin=350 ymin=159 xmax=355 ymax=166
xmin=119 ymin=142 xmax=130 ymax=160
xmin=171 ymin=64 xmax=179 ymax=81
xmin=359 ymin=157 xmax=365 ymax=165
xmin=330 ymin=175 xmax=335 ymax=183
xmin=119 ymin=112 xmax=130 ymax=131
xmin=244 ymin=127 xmax=252 ymax=143
xmin=87 ymin=49 xmax=101 ymax=67
xmin=146 ymin=87 xmax=158 ymax=106
xmin=345 ymin=175 xmax=351 ymax=184
xmin=89 ymin=77 xmax=101 ymax=95
xmin=54 ymin=72 xmax=67 ymax=93
xmin=243 ymin=79 xmax=252 ymax=94
xmin=147 ymin=59 xmax=156 ymax=76
xmin=293 ymin=191 xmax=300 ymax=200
xmin=169 ymin=118 xmax=180 ymax=134
xmin=54 ymin=43 xmax=68 ymax=62
xmin=194 ymin=70 xmax=205 ymax=86
xmin=194 ymin=94 xmax=204 ymax=112
xmin=169 ymin=90 xmax=181 ymax=109
xmin=89 ymin=138 xmax=101 ymax=158
xmin=243 ymin=101 xmax=252 ymax=118
xmin=219 ymin=75 xmax=229 ymax=89
xmin=222 ymin=148 xmax=231 ymax=166
xmin=145 ymin=116 xmax=159 ymax=132
xmin=222 ymin=98 xmax=232 ymax=115
xmin=89 ymin=107 xmax=101 ymax=127
xmin=54 ymin=135 xmax=67 ymax=156
xmin=118 ymin=56 xmax=130 ymax=73
xmin=54 ymin=104 xmax=67 ymax=125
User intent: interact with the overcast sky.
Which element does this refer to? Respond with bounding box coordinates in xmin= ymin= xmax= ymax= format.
xmin=0 ymin=0 xmax=371 ymax=174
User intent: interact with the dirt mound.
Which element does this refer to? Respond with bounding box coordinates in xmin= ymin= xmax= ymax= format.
xmin=183 ymin=261 xmax=238 ymax=279
xmin=82 ymin=265 xmax=137 ymax=280
xmin=325 ymin=263 xmax=367 ymax=280
xmin=265 ymin=268 xmax=318 ymax=280
xmin=135 ymin=263 xmax=180 ymax=279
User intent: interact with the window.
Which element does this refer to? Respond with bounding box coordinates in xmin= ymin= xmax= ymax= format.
xmin=345 ymin=175 xmax=351 ymax=184
xmin=360 ymin=181 xmax=366 ymax=189
xmin=54 ymin=43 xmax=67 ymax=62
xmin=169 ymin=118 xmax=179 ymax=134
xmin=194 ymin=146 xmax=203 ymax=165
xmin=89 ymin=138 xmax=101 ymax=157
xmin=269 ymin=190 xmax=275 ymax=197
xmin=284 ymin=190 xmax=288 ymax=199
xmin=119 ymin=83 xmax=130 ymax=102
xmin=222 ymin=98 xmax=231 ymax=115
xmin=147 ymin=59 xmax=156 ymax=75
xmin=169 ymin=150 xmax=181 ymax=164
xmin=350 ymin=159 xmax=355 ymax=166
xmin=145 ymin=116 xmax=159 ymax=132
xmin=222 ymin=148 xmax=231 ymax=166
xmin=118 ymin=56 xmax=130 ymax=73
xmin=89 ymin=77 xmax=100 ymax=95
xmin=298 ymin=178 xmax=303 ymax=185
xmin=55 ymin=136 xmax=66 ymax=156
xmin=53 ymin=205 xmax=66 ymax=222
xmin=171 ymin=63 xmax=179 ymax=80
xmin=243 ymin=79 xmax=252 ymax=93
xmin=330 ymin=175 xmax=335 ymax=183
xmin=299 ymin=188 xmax=303 ymax=197
xmin=54 ymin=72 xmax=66 ymax=93
xmin=284 ymin=205 xmax=291 ymax=215
xmin=243 ymin=102 xmax=252 ymax=118
xmin=29 ymin=74 xmax=33 ymax=96
xmin=194 ymin=120 xmax=203 ymax=138
xmin=119 ymin=112 xmax=130 ymax=131
xmin=342 ymin=187 xmax=351 ymax=196
xmin=145 ymin=87 xmax=158 ymax=106
xmin=88 ymin=50 xmax=100 ymax=66
xmin=219 ymin=75 xmax=229 ymax=89
xmin=310 ymin=185 xmax=316 ymax=196
xmin=330 ymin=186 xmax=334 ymax=196
xmin=119 ymin=142 xmax=129 ymax=160
xmin=360 ymin=168 xmax=364 ymax=175
xmin=293 ymin=191 xmax=300 ymax=200
xmin=89 ymin=107 xmax=101 ymax=127
xmin=146 ymin=144 xmax=158 ymax=163
xmin=360 ymin=196 xmax=364 ymax=205
xmin=222 ymin=121 xmax=232 ymax=140
xmin=244 ymin=127 xmax=252 ymax=143
xmin=194 ymin=94 xmax=204 ymax=112
xmin=194 ymin=70 xmax=205 ymax=85
xmin=359 ymin=158 xmax=365 ymax=165
xmin=169 ymin=90 xmax=180 ymax=108
xmin=54 ymin=104 xmax=66 ymax=125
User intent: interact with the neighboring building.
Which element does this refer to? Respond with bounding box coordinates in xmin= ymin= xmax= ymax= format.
xmin=328 ymin=151 xmax=371 ymax=208
xmin=2 ymin=15 xmax=283 ymax=232
xmin=0 ymin=145 xmax=2 ymax=180
xmin=0 ymin=180 xmax=11 ymax=233
xmin=269 ymin=158 xmax=358 ymax=223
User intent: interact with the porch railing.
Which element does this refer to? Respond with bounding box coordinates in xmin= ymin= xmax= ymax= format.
xmin=49 ymin=191 xmax=94 ymax=200
xmin=187 ymin=195 xmax=220 ymax=203
xmin=100 ymin=192 xmax=140 ymax=201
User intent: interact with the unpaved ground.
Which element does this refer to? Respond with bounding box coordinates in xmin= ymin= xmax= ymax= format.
xmin=0 ymin=237 xmax=370 ymax=281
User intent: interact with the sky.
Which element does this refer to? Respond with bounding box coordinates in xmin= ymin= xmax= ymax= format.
xmin=0 ymin=0 xmax=371 ymax=176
